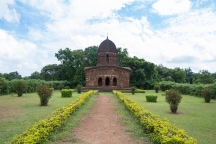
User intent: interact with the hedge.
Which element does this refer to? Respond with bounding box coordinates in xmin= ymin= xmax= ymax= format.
xmin=159 ymin=81 xmax=216 ymax=98
xmin=113 ymin=90 xmax=197 ymax=144
xmin=118 ymin=89 xmax=145 ymax=93
xmin=61 ymin=89 xmax=73 ymax=97
xmin=146 ymin=94 xmax=157 ymax=102
xmin=6 ymin=90 xmax=96 ymax=144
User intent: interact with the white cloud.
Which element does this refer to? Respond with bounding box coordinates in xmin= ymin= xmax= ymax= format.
xmin=28 ymin=28 xmax=43 ymax=41
xmin=152 ymin=0 xmax=191 ymax=15
xmin=0 ymin=0 xmax=20 ymax=22
xmin=1 ymin=0 xmax=216 ymax=76
xmin=0 ymin=29 xmax=55 ymax=76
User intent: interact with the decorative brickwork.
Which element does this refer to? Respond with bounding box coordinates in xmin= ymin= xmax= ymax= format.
xmin=84 ymin=37 xmax=131 ymax=92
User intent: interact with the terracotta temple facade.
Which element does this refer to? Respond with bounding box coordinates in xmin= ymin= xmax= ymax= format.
xmin=83 ymin=37 xmax=131 ymax=92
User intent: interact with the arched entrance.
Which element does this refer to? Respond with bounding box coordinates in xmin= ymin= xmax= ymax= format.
xmin=113 ymin=78 xmax=117 ymax=86
xmin=105 ymin=77 xmax=110 ymax=86
xmin=98 ymin=77 xmax=102 ymax=86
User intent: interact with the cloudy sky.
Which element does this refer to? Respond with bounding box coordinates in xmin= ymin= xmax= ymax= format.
xmin=0 ymin=0 xmax=216 ymax=77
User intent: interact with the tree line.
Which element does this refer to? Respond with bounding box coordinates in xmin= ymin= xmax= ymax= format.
xmin=1 ymin=46 xmax=216 ymax=89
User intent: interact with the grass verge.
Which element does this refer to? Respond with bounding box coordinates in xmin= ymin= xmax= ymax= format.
xmin=0 ymin=90 xmax=82 ymax=143
xmin=124 ymin=90 xmax=216 ymax=144
xmin=48 ymin=92 xmax=96 ymax=143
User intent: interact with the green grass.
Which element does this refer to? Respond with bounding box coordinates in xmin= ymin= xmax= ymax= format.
xmin=124 ymin=90 xmax=216 ymax=144
xmin=0 ymin=90 xmax=82 ymax=143
xmin=48 ymin=93 xmax=96 ymax=143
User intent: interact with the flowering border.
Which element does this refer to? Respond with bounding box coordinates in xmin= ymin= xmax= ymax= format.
xmin=6 ymin=90 xmax=96 ymax=144
xmin=113 ymin=90 xmax=197 ymax=144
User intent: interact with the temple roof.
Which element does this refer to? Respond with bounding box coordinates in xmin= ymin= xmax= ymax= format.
xmin=98 ymin=37 xmax=117 ymax=53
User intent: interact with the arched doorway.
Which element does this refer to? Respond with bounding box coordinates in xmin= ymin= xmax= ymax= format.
xmin=105 ymin=77 xmax=110 ymax=86
xmin=98 ymin=77 xmax=102 ymax=86
xmin=106 ymin=54 xmax=109 ymax=63
xmin=113 ymin=78 xmax=117 ymax=86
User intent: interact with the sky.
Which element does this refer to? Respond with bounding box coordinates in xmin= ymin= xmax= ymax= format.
xmin=0 ymin=0 xmax=216 ymax=77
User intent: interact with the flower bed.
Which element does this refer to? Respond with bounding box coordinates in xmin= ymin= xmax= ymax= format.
xmin=7 ymin=90 xmax=96 ymax=144
xmin=113 ymin=90 xmax=197 ymax=144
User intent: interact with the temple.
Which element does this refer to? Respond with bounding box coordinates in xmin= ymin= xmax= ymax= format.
xmin=83 ymin=37 xmax=131 ymax=92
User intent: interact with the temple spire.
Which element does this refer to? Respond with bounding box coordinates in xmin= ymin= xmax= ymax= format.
xmin=107 ymin=32 xmax=108 ymax=39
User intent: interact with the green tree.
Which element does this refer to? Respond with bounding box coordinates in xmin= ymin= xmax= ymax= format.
xmin=172 ymin=68 xmax=186 ymax=83
xmin=30 ymin=71 xmax=41 ymax=79
xmin=185 ymin=67 xmax=193 ymax=84
xmin=156 ymin=64 xmax=173 ymax=81
xmin=195 ymin=70 xmax=214 ymax=84
xmin=3 ymin=71 xmax=22 ymax=80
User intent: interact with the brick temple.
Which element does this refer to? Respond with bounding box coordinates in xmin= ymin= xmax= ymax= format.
xmin=83 ymin=37 xmax=131 ymax=92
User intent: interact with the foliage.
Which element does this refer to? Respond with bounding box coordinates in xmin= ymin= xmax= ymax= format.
xmin=131 ymin=86 xmax=136 ymax=94
xmin=194 ymin=70 xmax=214 ymax=84
xmin=64 ymin=86 xmax=70 ymax=89
xmin=7 ymin=90 xmax=95 ymax=144
xmin=3 ymin=71 xmax=22 ymax=80
xmin=185 ymin=67 xmax=193 ymax=84
xmin=11 ymin=79 xmax=27 ymax=97
xmin=55 ymin=46 xmax=98 ymax=86
xmin=201 ymin=88 xmax=213 ymax=103
xmin=29 ymin=71 xmax=41 ymax=79
xmin=154 ymin=85 xmax=160 ymax=93
xmin=146 ymin=94 xmax=157 ymax=102
xmin=113 ymin=91 xmax=197 ymax=143
xmin=0 ymin=77 xmax=10 ymax=95
xmin=61 ymin=89 xmax=73 ymax=97
xmin=37 ymin=84 xmax=53 ymax=106
xmin=165 ymin=89 xmax=182 ymax=113
xmin=172 ymin=68 xmax=186 ymax=83
xmin=158 ymin=81 xmax=216 ymax=98
xmin=76 ymin=84 xmax=83 ymax=94
xmin=135 ymin=89 xmax=145 ymax=93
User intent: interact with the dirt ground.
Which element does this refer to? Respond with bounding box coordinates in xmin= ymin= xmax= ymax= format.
xmin=60 ymin=95 xmax=140 ymax=144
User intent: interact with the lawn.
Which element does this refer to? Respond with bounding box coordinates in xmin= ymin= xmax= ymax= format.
xmin=124 ymin=90 xmax=216 ymax=144
xmin=0 ymin=90 xmax=82 ymax=143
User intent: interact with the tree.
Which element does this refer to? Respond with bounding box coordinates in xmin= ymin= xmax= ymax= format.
xmin=54 ymin=46 xmax=98 ymax=86
xmin=172 ymin=68 xmax=186 ymax=83
xmin=194 ymin=70 xmax=214 ymax=84
xmin=3 ymin=71 xmax=22 ymax=80
xmin=156 ymin=64 xmax=173 ymax=81
xmin=40 ymin=64 xmax=67 ymax=81
xmin=30 ymin=71 xmax=41 ymax=79
xmin=185 ymin=67 xmax=193 ymax=84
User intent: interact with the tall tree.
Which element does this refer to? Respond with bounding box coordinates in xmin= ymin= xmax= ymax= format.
xmin=172 ymin=68 xmax=186 ymax=83
xmin=194 ymin=70 xmax=214 ymax=84
xmin=185 ymin=67 xmax=193 ymax=84
xmin=3 ymin=71 xmax=22 ymax=80
xmin=30 ymin=71 xmax=41 ymax=79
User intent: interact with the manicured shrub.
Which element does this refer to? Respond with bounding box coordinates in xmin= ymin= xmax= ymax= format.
xmin=146 ymin=94 xmax=157 ymax=102
xmin=11 ymin=79 xmax=27 ymax=97
xmin=154 ymin=85 xmax=160 ymax=93
xmin=165 ymin=89 xmax=182 ymax=113
xmin=113 ymin=91 xmax=197 ymax=143
xmin=37 ymin=84 xmax=53 ymax=106
xmin=131 ymin=86 xmax=136 ymax=94
xmin=76 ymin=84 xmax=82 ymax=94
xmin=201 ymin=88 xmax=212 ymax=103
xmin=61 ymin=89 xmax=73 ymax=97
